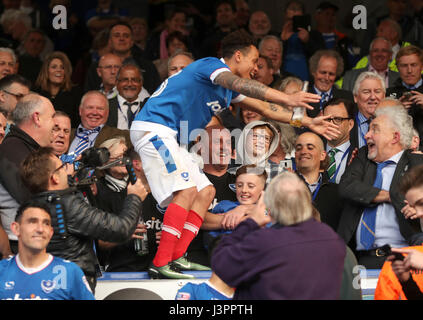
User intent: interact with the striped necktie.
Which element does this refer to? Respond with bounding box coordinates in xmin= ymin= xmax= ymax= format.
xmin=359 ymin=160 xmax=395 ymax=250
xmin=74 ymin=127 xmax=100 ymax=155
xmin=124 ymin=101 xmax=139 ymax=129
xmin=320 ymin=91 xmax=330 ymax=110
xmin=327 ymin=148 xmax=340 ymax=180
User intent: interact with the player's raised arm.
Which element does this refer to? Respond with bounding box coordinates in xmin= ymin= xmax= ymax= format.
xmin=232 ymin=96 xmax=340 ymax=140
xmin=214 ymin=71 xmax=320 ymax=110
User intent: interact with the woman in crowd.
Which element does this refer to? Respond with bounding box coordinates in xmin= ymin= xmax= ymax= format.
xmin=34 ymin=51 xmax=83 ymax=128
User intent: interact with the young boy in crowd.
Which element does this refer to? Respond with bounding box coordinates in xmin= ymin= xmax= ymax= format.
xmin=175 ymin=164 xmax=267 ymax=300
xmin=204 ymin=164 xmax=268 ymax=252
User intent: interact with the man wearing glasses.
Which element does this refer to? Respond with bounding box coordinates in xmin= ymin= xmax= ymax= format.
xmin=0 ymin=74 xmax=30 ymax=135
xmin=107 ymin=63 xmax=150 ymax=130
xmin=322 ymin=98 xmax=356 ymax=183
xmin=96 ymin=53 xmax=122 ymax=100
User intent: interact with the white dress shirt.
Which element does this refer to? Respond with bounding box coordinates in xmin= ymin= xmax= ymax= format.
xmin=356 ymin=150 xmax=408 ymax=250
xmin=326 ymin=140 xmax=350 ymax=184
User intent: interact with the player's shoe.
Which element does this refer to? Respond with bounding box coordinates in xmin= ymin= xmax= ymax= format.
xmin=148 ymin=262 xmax=195 ymax=279
xmin=171 ymin=256 xmax=211 ymax=271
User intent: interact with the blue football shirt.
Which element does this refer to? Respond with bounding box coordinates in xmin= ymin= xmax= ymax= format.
xmin=133 ymin=57 xmax=245 ymax=140
xmin=175 ymin=281 xmax=233 ymax=300
xmin=0 ymin=254 xmax=95 ymax=300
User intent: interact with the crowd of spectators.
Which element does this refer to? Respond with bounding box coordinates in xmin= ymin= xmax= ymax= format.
xmin=1 ymin=0 xmax=423 ymax=300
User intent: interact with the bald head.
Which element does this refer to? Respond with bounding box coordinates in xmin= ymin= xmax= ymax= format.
xmin=97 ymin=53 xmax=122 ymax=91
xmin=12 ymin=93 xmax=56 ymax=147
xmin=294 ymin=132 xmax=326 ymax=174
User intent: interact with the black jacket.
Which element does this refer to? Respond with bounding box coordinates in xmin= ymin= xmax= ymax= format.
xmin=306 ymin=83 xmax=354 ymax=119
xmin=337 ymin=148 xmax=423 ymax=250
xmin=33 ymin=188 xmax=142 ymax=278
xmin=0 ymin=125 xmax=39 ymax=203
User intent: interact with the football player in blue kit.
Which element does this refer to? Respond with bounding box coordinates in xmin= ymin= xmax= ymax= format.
xmin=0 ymin=201 xmax=95 ymax=300
xmin=130 ymin=29 xmax=340 ymax=279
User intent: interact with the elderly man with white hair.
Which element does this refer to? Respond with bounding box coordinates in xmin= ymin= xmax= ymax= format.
xmin=211 ymin=171 xmax=346 ymax=300
xmin=338 ymin=105 xmax=423 ymax=269
xmin=350 ymin=71 xmax=386 ymax=149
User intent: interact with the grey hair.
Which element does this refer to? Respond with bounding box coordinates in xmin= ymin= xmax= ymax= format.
xmin=99 ymin=135 xmax=127 ymax=152
xmin=80 ymin=90 xmax=109 ymax=109
xmin=374 ymin=105 xmax=414 ymax=149
xmin=0 ymin=47 xmax=16 ymax=64
xmin=369 ymin=36 xmax=392 ymax=53
xmin=309 ymin=49 xmax=344 ymax=77
xmin=11 ymin=94 xmax=44 ymax=126
xmin=258 ymin=35 xmax=283 ymax=52
xmin=116 ymin=62 xmax=143 ymax=82
xmin=0 ymin=9 xmax=32 ymax=30
xmin=352 ymin=71 xmax=386 ymax=96
xmin=167 ymin=50 xmax=194 ymax=70
xmin=277 ymin=76 xmax=303 ymax=92
xmin=264 ymin=171 xmax=312 ymax=226
xmin=267 ymin=120 xmax=297 ymax=154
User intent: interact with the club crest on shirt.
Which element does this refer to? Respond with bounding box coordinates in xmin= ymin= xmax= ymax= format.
xmin=4 ymin=281 xmax=15 ymax=290
xmin=41 ymin=280 xmax=56 ymax=294
xmin=206 ymin=100 xmax=223 ymax=113
xmin=181 ymin=172 xmax=189 ymax=181
xmin=176 ymin=292 xmax=191 ymax=300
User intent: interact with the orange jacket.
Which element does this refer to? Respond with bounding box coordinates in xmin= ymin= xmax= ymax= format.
xmin=374 ymin=246 xmax=423 ymax=300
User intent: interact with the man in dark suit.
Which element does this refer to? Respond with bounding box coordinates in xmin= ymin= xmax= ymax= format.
xmin=349 ymin=71 xmax=387 ymax=151
xmin=68 ymin=91 xmax=131 ymax=155
xmin=322 ymin=98 xmax=355 ymax=184
xmin=337 ymin=105 xmax=423 ymax=269
xmin=307 ymin=49 xmax=353 ymax=119
xmin=294 ymin=131 xmax=344 ymax=231
xmin=386 ymin=45 xmax=423 ymax=150
xmin=107 ymin=63 xmax=148 ymax=130
xmin=342 ymin=37 xmax=400 ymax=92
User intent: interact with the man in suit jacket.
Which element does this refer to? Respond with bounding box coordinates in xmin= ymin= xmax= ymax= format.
xmin=322 ymin=98 xmax=355 ymax=183
xmin=341 ymin=37 xmax=400 ymax=92
xmin=294 ymin=131 xmax=344 ymax=231
xmin=106 ymin=64 xmax=149 ymax=130
xmin=337 ymin=105 xmax=423 ymax=269
xmin=307 ymin=49 xmax=353 ymax=119
xmin=349 ymin=71 xmax=387 ymax=151
xmin=68 ymin=91 xmax=131 ymax=155
xmin=386 ymin=45 xmax=423 ymax=150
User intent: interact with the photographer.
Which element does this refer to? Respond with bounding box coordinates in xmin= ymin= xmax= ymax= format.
xmin=20 ymin=147 xmax=147 ymax=293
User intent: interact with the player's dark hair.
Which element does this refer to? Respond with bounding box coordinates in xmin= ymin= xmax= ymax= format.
xmin=221 ymin=29 xmax=257 ymax=59
xmin=15 ymin=200 xmax=52 ymax=222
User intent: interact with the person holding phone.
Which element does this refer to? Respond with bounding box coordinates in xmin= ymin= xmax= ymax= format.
xmin=280 ymin=0 xmax=310 ymax=81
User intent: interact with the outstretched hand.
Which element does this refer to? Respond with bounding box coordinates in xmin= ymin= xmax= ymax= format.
xmin=305 ymin=114 xmax=341 ymax=140
xmin=285 ymin=91 xmax=320 ymax=111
